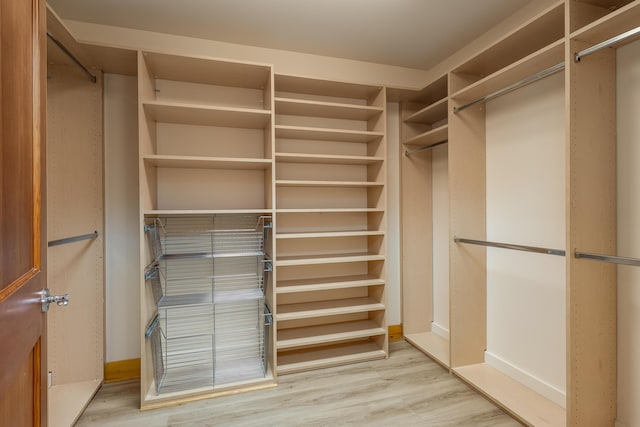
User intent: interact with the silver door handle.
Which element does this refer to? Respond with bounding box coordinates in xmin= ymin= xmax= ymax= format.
xmin=41 ymin=288 xmax=70 ymax=312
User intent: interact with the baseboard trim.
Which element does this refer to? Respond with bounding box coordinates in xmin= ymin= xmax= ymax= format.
xmin=484 ymin=350 xmax=566 ymax=408
xmin=104 ymin=358 xmax=141 ymax=383
xmin=388 ymin=324 xmax=403 ymax=342
xmin=431 ymin=322 xmax=449 ymax=341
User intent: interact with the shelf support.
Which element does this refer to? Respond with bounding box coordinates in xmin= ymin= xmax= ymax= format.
xmin=454 ymin=237 xmax=565 ymax=256
xmin=453 ymin=62 xmax=564 ymax=113
xmin=574 ymin=25 xmax=640 ymax=62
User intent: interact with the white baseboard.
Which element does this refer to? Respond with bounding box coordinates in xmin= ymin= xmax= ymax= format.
xmin=484 ymin=350 xmax=566 ymax=408
xmin=431 ymin=322 xmax=449 ymax=341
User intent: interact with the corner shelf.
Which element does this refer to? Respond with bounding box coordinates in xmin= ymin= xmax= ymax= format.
xmin=403 ymin=124 xmax=449 ymax=146
xmin=404 ymin=97 xmax=448 ymax=124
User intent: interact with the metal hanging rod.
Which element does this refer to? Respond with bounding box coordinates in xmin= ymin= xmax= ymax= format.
xmin=454 ymin=236 xmax=565 ymax=256
xmin=405 ymin=140 xmax=448 ymax=156
xmin=48 ymin=231 xmax=98 ymax=247
xmin=575 ymin=251 xmax=640 ymax=267
xmin=575 ymin=25 xmax=640 ymax=62
xmin=453 ymin=62 xmax=565 ymax=113
xmin=46 ymin=31 xmax=97 ymax=83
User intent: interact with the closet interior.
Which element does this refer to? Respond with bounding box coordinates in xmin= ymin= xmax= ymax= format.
xmin=42 ymin=0 xmax=640 ymax=425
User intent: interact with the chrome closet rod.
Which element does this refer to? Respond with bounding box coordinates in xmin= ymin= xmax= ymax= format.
xmin=46 ymin=31 xmax=97 ymax=83
xmin=453 ymin=62 xmax=565 ymax=113
xmin=575 ymin=25 xmax=640 ymax=62
xmin=405 ymin=140 xmax=448 ymax=156
xmin=575 ymin=251 xmax=640 ymax=267
xmin=454 ymin=237 xmax=565 ymax=256
xmin=48 ymin=230 xmax=98 ymax=247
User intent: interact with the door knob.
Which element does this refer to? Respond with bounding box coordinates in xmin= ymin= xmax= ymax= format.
xmin=41 ymin=288 xmax=70 ymax=312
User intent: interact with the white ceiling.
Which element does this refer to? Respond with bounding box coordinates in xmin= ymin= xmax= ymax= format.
xmin=48 ymin=0 xmax=532 ymax=70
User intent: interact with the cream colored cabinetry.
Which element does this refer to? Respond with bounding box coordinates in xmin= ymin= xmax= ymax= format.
xmin=273 ymin=75 xmax=388 ymax=374
xmin=399 ymin=75 xmax=450 ymax=367
xmin=137 ymin=51 xmax=277 ymax=408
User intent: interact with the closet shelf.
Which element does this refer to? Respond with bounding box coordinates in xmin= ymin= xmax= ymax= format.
xmin=142 ymin=51 xmax=271 ymax=89
xmin=276 ymin=230 xmax=384 ymax=239
xmin=404 ymin=332 xmax=449 ymax=368
xmin=275 ymin=74 xmax=383 ymax=100
xmin=143 ymin=101 xmax=271 ymax=129
xmin=156 ymin=250 xmax=265 ymax=261
xmin=453 ymin=363 xmax=566 ymax=427
xmin=569 ymin=1 xmax=640 ymax=45
xmin=276 ymin=208 xmax=383 ymax=214
xmin=276 ymin=297 xmax=385 ymax=321
xmin=156 ymin=289 xmax=265 ymax=309
xmin=276 ymin=275 xmax=385 ymax=294
xmin=277 ymin=342 xmax=386 ymax=375
xmin=145 ymin=209 xmax=273 ymax=216
xmin=404 ymin=97 xmax=448 ymax=124
xmin=450 ymin=40 xmax=564 ymax=103
xmin=275 ymin=153 xmax=384 ymax=165
xmin=276 ymin=180 xmax=383 ymax=188
xmin=143 ymin=155 xmax=272 ymax=170
xmin=277 ymin=320 xmax=385 ymax=349
xmin=275 ymin=97 xmax=383 ymax=120
xmin=275 ymin=125 xmax=384 ymax=143
xmin=276 ymin=252 xmax=385 ymax=266
xmin=403 ymin=124 xmax=448 ymax=146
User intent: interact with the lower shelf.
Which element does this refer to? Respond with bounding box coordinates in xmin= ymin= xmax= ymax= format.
xmin=277 ymin=297 xmax=385 ymax=321
xmin=276 ymin=274 xmax=385 ymax=294
xmin=277 ymin=320 xmax=385 ymax=349
xmin=49 ymin=379 xmax=102 ymax=427
xmin=453 ymin=363 xmax=566 ymax=427
xmin=277 ymin=341 xmax=386 ymax=374
xmin=404 ymin=332 xmax=449 ymax=368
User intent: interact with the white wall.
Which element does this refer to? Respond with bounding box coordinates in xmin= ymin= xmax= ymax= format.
xmin=485 ymin=72 xmax=566 ymax=407
xmin=431 ymin=145 xmax=449 ymax=338
xmin=386 ymin=103 xmax=401 ymax=325
xmin=616 ymin=38 xmax=640 ymax=427
xmin=104 ymin=74 xmax=140 ymax=362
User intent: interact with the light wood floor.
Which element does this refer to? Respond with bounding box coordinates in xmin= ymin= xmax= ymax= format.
xmin=76 ymin=341 xmax=522 ymax=426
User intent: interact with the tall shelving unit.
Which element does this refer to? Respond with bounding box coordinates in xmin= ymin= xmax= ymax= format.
xmin=273 ymin=75 xmax=388 ymax=374
xmin=137 ymin=51 xmax=277 ymax=408
xmin=399 ymin=75 xmax=450 ymax=367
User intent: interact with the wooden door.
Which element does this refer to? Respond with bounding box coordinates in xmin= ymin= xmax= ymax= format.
xmin=0 ymin=0 xmax=47 ymax=425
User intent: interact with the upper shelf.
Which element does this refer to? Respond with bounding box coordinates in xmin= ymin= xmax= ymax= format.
xmin=141 ymin=51 xmax=271 ymax=89
xmin=404 ymin=97 xmax=448 ymax=125
xmin=276 ymin=180 xmax=384 ymax=188
xmin=403 ymin=124 xmax=448 ymax=146
xmin=275 ymin=97 xmax=383 ymax=120
xmin=275 ymin=74 xmax=383 ymax=101
xmin=570 ymin=0 xmax=640 ymax=46
xmin=275 ymin=125 xmax=383 ymax=143
xmin=276 ymin=153 xmax=384 ymax=165
xmin=143 ymin=101 xmax=271 ymax=128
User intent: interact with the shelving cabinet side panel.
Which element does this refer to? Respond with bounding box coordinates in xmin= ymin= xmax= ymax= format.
xmin=566 ymin=39 xmax=617 ymax=426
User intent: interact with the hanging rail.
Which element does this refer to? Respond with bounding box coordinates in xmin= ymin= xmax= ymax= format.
xmin=454 ymin=237 xmax=565 ymax=256
xmin=453 ymin=62 xmax=565 ymax=113
xmin=48 ymin=231 xmax=98 ymax=247
xmin=46 ymin=31 xmax=97 ymax=83
xmin=405 ymin=140 xmax=448 ymax=156
xmin=575 ymin=25 xmax=640 ymax=62
xmin=575 ymin=251 xmax=640 ymax=267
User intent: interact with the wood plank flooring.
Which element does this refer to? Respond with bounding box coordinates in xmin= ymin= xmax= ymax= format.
xmin=76 ymin=341 xmax=522 ymax=426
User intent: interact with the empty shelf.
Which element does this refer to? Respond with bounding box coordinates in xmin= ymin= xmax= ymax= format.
xmin=404 ymin=97 xmax=448 ymax=124
xmin=277 ymin=320 xmax=385 ymax=349
xmin=143 ymin=155 xmax=271 ymax=170
xmin=276 ymin=230 xmax=384 ymax=239
xmin=276 ymin=208 xmax=383 ymax=214
xmin=276 ymin=153 xmax=384 ymax=165
xmin=454 ymin=363 xmax=566 ymax=427
xmin=276 ymin=180 xmax=383 ymax=188
xmin=277 ymin=275 xmax=385 ymax=294
xmin=145 ymin=209 xmax=273 ymax=216
xmin=404 ymin=332 xmax=449 ymax=368
xmin=275 ymin=125 xmax=383 ymax=143
xmin=276 ymin=297 xmax=385 ymax=321
xmin=276 ymin=252 xmax=385 ymax=266
xmin=570 ymin=1 xmax=640 ymax=46
xmin=277 ymin=341 xmax=386 ymax=374
xmin=275 ymin=97 xmax=383 ymax=120
xmin=403 ymin=124 xmax=448 ymax=146
xmin=275 ymin=74 xmax=382 ymax=100
xmin=143 ymin=101 xmax=271 ymax=129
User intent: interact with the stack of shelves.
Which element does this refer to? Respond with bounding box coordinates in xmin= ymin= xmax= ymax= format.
xmin=137 ymin=51 xmax=276 ymax=408
xmin=273 ymin=74 xmax=388 ymax=374
xmin=399 ymin=75 xmax=450 ymax=368
xmin=447 ymin=2 xmax=568 ymax=426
